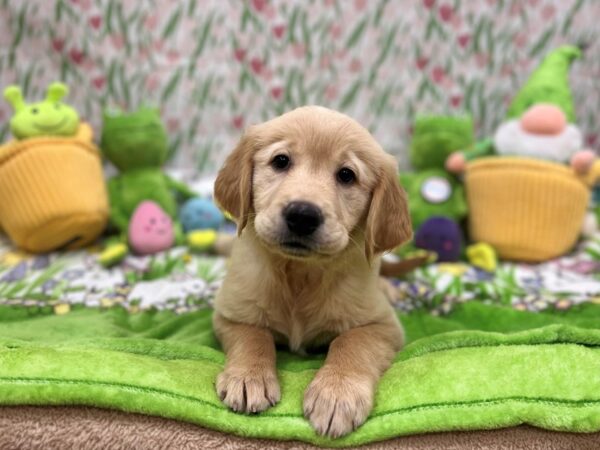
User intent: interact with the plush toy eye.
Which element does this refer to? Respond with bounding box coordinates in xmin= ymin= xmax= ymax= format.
xmin=336 ymin=167 xmax=356 ymax=185
xmin=421 ymin=176 xmax=451 ymax=204
xmin=271 ymin=154 xmax=290 ymax=171
xmin=31 ymin=108 xmax=38 ymax=114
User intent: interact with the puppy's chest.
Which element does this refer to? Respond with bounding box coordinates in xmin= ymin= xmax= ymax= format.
xmin=258 ymin=273 xmax=352 ymax=352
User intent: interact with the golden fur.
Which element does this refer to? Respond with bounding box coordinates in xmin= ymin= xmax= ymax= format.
xmin=212 ymin=106 xmax=412 ymax=438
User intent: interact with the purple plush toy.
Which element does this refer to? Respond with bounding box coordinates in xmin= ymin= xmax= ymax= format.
xmin=414 ymin=216 xmax=462 ymax=262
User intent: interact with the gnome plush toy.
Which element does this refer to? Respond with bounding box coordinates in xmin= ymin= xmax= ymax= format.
xmin=446 ymin=45 xmax=595 ymax=175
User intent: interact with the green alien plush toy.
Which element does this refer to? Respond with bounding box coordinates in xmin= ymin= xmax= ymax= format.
xmin=3 ymin=82 xmax=80 ymax=139
xmin=99 ymin=107 xmax=197 ymax=265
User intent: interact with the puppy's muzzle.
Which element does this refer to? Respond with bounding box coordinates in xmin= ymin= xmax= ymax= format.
xmin=283 ymin=201 xmax=323 ymax=237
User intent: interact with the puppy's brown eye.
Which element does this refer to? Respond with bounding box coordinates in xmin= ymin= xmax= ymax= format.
xmin=271 ymin=154 xmax=290 ymax=171
xmin=336 ymin=167 xmax=356 ymax=185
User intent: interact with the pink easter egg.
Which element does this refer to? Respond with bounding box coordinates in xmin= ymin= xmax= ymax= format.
xmin=128 ymin=201 xmax=175 ymax=255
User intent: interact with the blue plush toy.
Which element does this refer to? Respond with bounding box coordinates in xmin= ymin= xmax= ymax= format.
xmin=180 ymin=198 xmax=225 ymax=233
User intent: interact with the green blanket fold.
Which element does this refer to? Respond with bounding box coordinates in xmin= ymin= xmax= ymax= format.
xmin=1 ymin=302 xmax=600 ymax=447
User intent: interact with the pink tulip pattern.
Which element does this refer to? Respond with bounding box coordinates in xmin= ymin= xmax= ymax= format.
xmin=0 ymin=0 xmax=598 ymax=173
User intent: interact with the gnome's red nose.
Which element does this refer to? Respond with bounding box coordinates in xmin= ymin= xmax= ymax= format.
xmin=520 ymin=103 xmax=566 ymax=135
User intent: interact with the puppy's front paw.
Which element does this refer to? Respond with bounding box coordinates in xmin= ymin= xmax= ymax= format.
xmin=216 ymin=366 xmax=280 ymax=414
xmin=303 ymin=369 xmax=373 ymax=438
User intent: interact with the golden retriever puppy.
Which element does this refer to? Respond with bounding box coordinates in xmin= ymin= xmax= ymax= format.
xmin=212 ymin=106 xmax=412 ymax=438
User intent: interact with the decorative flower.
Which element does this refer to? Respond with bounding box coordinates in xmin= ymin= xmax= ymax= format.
xmin=61 ymin=269 xmax=85 ymax=281
xmin=89 ymin=15 xmax=102 ymax=30
xmin=457 ymin=33 xmax=470 ymax=48
xmin=1 ymin=251 xmax=30 ymax=267
xmin=251 ymin=0 xmax=267 ymax=13
xmin=450 ymin=94 xmax=463 ymax=108
xmin=513 ymin=301 xmax=528 ymax=311
xmin=272 ymin=24 xmax=286 ymax=39
xmin=355 ymin=0 xmax=367 ymax=10
xmin=232 ymin=115 xmax=244 ymax=129
xmin=554 ymin=298 xmax=573 ymax=311
xmin=438 ymin=4 xmax=453 ymax=22
xmin=423 ymin=0 xmax=436 ymax=10
xmin=270 ymin=86 xmax=283 ymax=99
xmin=249 ymin=57 xmax=263 ymax=74
xmin=416 ymin=57 xmax=429 ymax=70
xmin=68 ymin=48 xmax=85 ymax=65
xmin=436 ymin=263 xmax=468 ymax=276
xmin=41 ymin=279 xmax=59 ymax=293
xmin=1 ymin=262 xmax=28 ymax=282
xmin=52 ymin=39 xmax=65 ymax=52
xmin=92 ymin=76 xmax=106 ymax=90
xmin=54 ymin=303 xmax=71 ymax=315
xmin=431 ymin=66 xmax=445 ymax=83
xmin=541 ymin=4 xmax=556 ymax=20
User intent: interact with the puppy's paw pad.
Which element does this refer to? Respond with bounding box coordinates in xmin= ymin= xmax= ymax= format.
xmin=216 ymin=368 xmax=280 ymax=414
xmin=303 ymin=371 xmax=372 ymax=438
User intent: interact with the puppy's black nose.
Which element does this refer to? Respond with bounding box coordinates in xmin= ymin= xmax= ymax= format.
xmin=283 ymin=202 xmax=323 ymax=236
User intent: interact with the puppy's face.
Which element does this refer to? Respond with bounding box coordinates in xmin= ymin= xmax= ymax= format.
xmin=251 ymin=137 xmax=373 ymax=258
xmin=215 ymin=106 xmax=412 ymax=261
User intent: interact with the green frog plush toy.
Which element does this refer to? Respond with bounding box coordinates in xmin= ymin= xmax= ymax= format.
xmin=396 ymin=115 xmax=472 ymax=262
xmin=99 ymin=107 xmax=197 ymax=265
xmin=402 ymin=115 xmax=472 ymax=230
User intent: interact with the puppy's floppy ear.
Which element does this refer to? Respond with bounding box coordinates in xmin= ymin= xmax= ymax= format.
xmin=365 ymin=154 xmax=412 ymax=261
xmin=214 ymin=129 xmax=256 ymax=235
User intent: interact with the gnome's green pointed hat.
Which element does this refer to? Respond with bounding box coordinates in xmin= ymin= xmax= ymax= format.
xmin=507 ymin=45 xmax=582 ymax=122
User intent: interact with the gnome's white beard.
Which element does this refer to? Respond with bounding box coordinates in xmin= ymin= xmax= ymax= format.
xmin=494 ymin=119 xmax=583 ymax=163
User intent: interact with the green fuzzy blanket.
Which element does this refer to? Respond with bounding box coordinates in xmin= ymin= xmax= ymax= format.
xmin=2 ymin=301 xmax=600 ymax=447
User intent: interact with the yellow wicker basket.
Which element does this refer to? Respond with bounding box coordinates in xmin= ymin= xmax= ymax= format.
xmin=0 ymin=123 xmax=109 ymax=253
xmin=465 ymin=157 xmax=600 ymax=262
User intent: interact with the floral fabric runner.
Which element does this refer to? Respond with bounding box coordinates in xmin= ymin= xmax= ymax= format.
xmin=1 ymin=233 xmax=599 ymax=317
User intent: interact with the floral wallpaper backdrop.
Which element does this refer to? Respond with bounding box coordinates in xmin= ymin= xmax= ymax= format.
xmin=0 ymin=0 xmax=598 ymax=173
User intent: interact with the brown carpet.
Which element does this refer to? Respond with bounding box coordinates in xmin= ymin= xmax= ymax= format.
xmin=1 ymin=406 xmax=599 ymax=450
